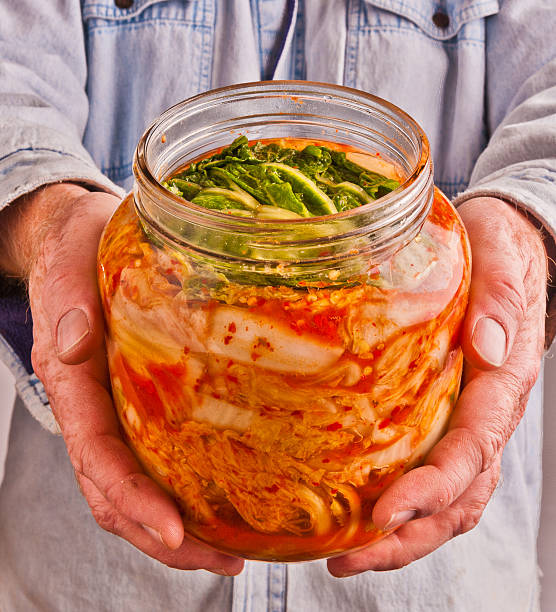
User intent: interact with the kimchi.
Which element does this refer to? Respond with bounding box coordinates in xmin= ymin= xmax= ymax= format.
xmin=98 ymin=137 xmax=470 ymax=561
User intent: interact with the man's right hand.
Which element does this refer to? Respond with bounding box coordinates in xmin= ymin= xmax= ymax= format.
xmin=0 ymin=183 xmax=244 ymax=575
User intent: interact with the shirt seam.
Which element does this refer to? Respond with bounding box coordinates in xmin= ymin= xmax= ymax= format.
xmin=198 ymin=0 xmax=214 ymax=92
xmin=82 ymin=0 xmax=214 ymax=25
xmin=252 ymin=0 xmax=264 ymax=80
xmin=354 ymin=26 xmax=487 ymax=45
xmin=0 ymin=147 xmax=97 ymax=170
xmin=87 ymin=20 xmax=212 ymax=34
xmin=366 ymin=0 xmax=499 ymax=36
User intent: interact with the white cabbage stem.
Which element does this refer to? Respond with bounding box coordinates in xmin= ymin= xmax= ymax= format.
xmin=191 ymin=395 xmax=254 ymax=432
xmin=206 ymin=305 xmax=344 ymax=375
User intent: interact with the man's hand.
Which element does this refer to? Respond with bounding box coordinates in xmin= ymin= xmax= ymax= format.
xmin=328 ymin=196 xmax=547 ymax=577
xmin=1 ymin=184 xmax=244 ymax=575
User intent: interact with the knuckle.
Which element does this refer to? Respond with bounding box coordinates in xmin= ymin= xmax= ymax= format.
xmin=30 ymin=325 xmax=57 ymax=380
xmin=496 ymin=365 xmax=538 ymax=404
xmin=31 ymin=345 xmax=47 ymax=381
xmin=458 ymin=426 xmax=504 ymax=475
xmin=65 ymin=437 xmax=85 ymax=476
xmin=488 ymin=277 xmax=527 ymax=323
xmin=476 ymin=429 xmax=505 ymax=472
xmin=451 ymin=502 xmax=483 ymax=537
xmin=434 ymin=469 xmax=461 ymax=511
xmin=378 ymin=533 xmax=414 ymax=571
xmin=471 ymin=426 xmax=509 ymax=473
xmin=66 ymin=433 xmax=137 ymax=512
xmin=520 ymin=361 xmax=541 ymax=395
xmin=75 ymin=471 xmax=130 ymax=538
xmin=74 ymin=472 xmax=86 ymax=497
xmin=104 ymin=473 xmax=141 ymax=509
xmin=65 ymin=431 xmax=96 ymax=477
xmin=31 ymin=358 xmax=66 ymax=411
xmin=516 ymin=366 xmax=539 ymax=398
xmin=90 ymin=501 xmax=123 ymax=535
xmin=449 ymin=463 xmax=500 ymax=538
xmin=76 ymin=473 xmax=121 ymax=535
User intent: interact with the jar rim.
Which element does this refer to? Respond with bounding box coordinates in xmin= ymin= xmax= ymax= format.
xmin=132 ymin=81 xmax=434 ymax=269
xmin=135 ymin=81 xmax=430 ymax=224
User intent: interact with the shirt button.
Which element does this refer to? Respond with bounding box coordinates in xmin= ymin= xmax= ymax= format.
xmin=115 ymin=0 xmax=134 ymax=9
xmin=432 ymin=11 xmax=450 ymax=29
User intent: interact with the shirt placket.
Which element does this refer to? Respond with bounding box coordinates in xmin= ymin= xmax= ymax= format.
xmin=232 ymin=562 xmax=288 ymax=612
xmin=229 ymin=3 xmax=297 ymax=609
xmin=267 ymin=0 xmax=298 ymax=80
xmin=343 ymin=0 xmax=362 ymax=88
xmin=249 ymin=0 xmax=299 ymax=80
xmin=289 ymin=0 xmax=306 ymax=80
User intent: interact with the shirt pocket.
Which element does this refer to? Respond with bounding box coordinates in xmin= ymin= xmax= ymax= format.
xmin=356 ymin=0 xmax=500 ymax=41
xmin=345 ymin=0 xmax=500 ymax=199
xmin=81 ymin=0 xmax=216 ymax=189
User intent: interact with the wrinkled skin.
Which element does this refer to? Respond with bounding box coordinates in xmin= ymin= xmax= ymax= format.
xmin=0 ymin=184 xmax=546 ymax=576
xmin=328 ymin=197 xmax=546 ymax=576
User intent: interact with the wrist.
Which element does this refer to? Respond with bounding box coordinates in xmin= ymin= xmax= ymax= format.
xmin=0 ymin=183 xmax=116 ymax=279
xmin=0 ymin=183 xmax=90 ymax=277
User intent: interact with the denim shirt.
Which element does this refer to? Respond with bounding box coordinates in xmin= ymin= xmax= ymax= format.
xmin=0 ymin=1 xmax=554 ymax=610
xmin=0 ymin=0 xmax=555 ymax=205
xmin=1 ymin=0 xmax=553 ymax=414
xmin=1 ymin=1 xmax=555 ymax=356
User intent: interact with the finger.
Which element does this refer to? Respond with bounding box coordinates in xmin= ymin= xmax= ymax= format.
xmin=39 ymin=350 xmax=185 ymax=551
xmin=328 ymin=456 xmax=500 ymax=576
xmin=370 ymin=371 xmax=529 ymax=532
xmin=76 ymin=473 xmax=244 ymax=575
xmin=27 ymin=192 xmax=187 ymax=552
xmin=458 ymin=198 xmax=530 ymax=370
xmin=33 ymin=192 xmax=118 ymax=365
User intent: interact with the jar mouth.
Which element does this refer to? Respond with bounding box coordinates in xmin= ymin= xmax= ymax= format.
xmin=133 ymin=81 xmax=433 ymax=270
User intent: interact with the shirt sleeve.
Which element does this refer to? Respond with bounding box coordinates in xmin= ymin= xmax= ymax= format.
xmin=0 ymin=2 xmax=123 ymax=431
xmin=0 ymin=1 xmax=122 ymax=209
xmin=451 ymin=0 xmax=556 ymax=349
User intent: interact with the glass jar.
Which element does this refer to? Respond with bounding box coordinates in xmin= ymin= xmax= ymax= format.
xmin=97 ymin=81 xmax=470 ymax=562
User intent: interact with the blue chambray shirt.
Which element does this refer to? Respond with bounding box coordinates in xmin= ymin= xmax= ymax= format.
xmin=0 ymin=1 xmax=554 ymax=610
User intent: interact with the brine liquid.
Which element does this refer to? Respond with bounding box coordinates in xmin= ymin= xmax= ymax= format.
xmin=98 ymin=140 xmax=470 ymax=561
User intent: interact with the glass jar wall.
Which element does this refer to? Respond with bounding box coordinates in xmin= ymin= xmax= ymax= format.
xmin=97 ymin=82 xmax=470 ymax=561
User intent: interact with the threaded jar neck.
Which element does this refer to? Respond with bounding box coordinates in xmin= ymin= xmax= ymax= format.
xmin=133 ymin=81 xmax=433 ymax=284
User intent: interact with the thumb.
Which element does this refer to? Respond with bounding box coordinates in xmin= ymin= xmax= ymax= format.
xmin=34 ymin=192 xmax=119 ymax=365
xmin=56 ymin=308 xmax=101 ymax=366
xmin=458 ymin=198 xmax=527 ymax=370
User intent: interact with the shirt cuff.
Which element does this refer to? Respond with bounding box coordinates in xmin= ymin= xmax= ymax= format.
xmin=0 ymin=125 xmax=125 ymax=210
xmin=0 ymin=323 xmax=59 ymax=435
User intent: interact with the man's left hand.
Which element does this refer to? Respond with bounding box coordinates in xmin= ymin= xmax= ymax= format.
xmin=328 ymin=196 xmax=547 ymax=576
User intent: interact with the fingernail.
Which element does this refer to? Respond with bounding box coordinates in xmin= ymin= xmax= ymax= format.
xmin=471 ymin=316 xmax=507 ymax=367
xmin=56 ymin=308 xmax=90 ymax=355
xmin=141 ymin=524 xmax=164 ymax=545
xmin=384 ymin=509 xmax=417 ymax=531
xmin=210 ymin=568 xmax=232 ymax=576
